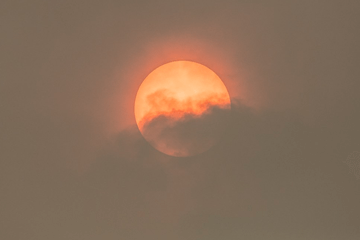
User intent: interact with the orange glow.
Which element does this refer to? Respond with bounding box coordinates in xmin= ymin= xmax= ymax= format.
xmin=135 ymin=61 xmax=231 ymax=131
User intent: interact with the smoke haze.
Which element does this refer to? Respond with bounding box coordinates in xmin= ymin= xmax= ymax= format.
xmin=1 ymin=0 xmax=360 ymax=239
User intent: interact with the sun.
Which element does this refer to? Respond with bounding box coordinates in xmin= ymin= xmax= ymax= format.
xmin=135 ymin=61 xmax=231 ymax=157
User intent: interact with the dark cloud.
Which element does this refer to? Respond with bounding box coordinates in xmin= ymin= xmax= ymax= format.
xmin=142 ymin=105 xmax=231 ymax=157
xmin=1 ymin=0 xmax=360 ymax=239
xmin=1 ymin=98 xmax=360 ymax=239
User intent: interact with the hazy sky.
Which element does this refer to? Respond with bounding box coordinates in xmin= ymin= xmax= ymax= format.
xmin=1 ymin=1 xmax=360 ymax=239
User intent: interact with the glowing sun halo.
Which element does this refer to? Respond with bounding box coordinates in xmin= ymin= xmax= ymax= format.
xmin=135 ymin=61 xmax=231 ymax=157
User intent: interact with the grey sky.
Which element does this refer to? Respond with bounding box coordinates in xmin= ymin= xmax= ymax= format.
xmin=1 ymin=0 xmax=359 ymax=239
